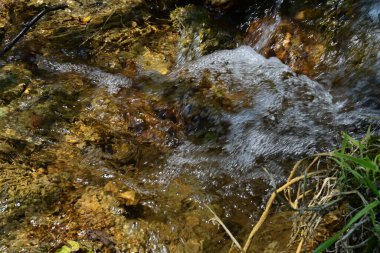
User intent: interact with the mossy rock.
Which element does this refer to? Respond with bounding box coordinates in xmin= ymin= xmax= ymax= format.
xmin=170 ymin=4 xmax=240 ymax=64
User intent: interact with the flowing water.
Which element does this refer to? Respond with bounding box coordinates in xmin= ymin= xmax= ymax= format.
xmin=0 ymin=0 xmax=380 ymax=252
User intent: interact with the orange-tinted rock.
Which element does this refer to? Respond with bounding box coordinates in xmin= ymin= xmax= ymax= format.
xmin=245 ymin=17 xmax=326 ymax=76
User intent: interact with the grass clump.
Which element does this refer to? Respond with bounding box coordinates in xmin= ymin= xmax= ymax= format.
xmin=288 ymin=131 xmax=380 ymax=253
xmin=313 ymin=131 xmax=380 ymax=253
xmin=205 ymin=131 xmax=379 ymax=253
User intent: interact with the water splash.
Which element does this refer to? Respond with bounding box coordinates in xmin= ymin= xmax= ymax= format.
xmin=156 ymin=46 xmax=378 ymax=197
xmin=36 ymin=56 xmax=132 ymax=94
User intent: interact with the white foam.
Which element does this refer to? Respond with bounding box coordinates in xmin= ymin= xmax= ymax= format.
xmin=36 ymin=57 xmax=132 ymax=94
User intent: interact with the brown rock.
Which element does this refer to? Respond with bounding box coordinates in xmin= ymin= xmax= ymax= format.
xmin=245 ymin=18 xmax=326 ymax=76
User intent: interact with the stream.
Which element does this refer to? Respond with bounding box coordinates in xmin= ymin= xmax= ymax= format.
xmin=0 ymin=0 xmax=379 ymax=252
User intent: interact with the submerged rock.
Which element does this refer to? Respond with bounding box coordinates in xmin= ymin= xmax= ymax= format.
xmin=0 ymin=59 xmax=186 ymax=251
xmin=0 ymin=64 xmax=32 ymax=105
xmin=246 ymin=17 xmax=326 ymax=76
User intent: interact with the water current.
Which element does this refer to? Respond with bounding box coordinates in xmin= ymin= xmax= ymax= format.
xmin=37 ymin=45 xmax=379 ymax=220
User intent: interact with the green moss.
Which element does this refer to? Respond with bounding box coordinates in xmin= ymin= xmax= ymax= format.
xmin=170 ymin=4 xmax=240 ymax=61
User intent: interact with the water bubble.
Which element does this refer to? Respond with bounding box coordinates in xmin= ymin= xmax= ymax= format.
xmin=30 ymin=217 xmax=38 ymax=227
xmin=102 ymin=173 xmax=115 ymax=179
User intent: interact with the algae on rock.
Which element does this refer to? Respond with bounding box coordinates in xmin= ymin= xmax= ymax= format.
xmin=171 ymin=4 xmax=240 ymax=66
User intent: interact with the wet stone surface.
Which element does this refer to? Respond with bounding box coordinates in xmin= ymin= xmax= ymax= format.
xmin=244 ymin=0 xmax=380 ymax=110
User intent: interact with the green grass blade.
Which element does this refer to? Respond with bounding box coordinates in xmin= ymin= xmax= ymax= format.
xmin=313 ymin=200 xmax=380 ymax=253
xmin=344 ymin=133 xmax=361 ymax=148
xmin=333 ymin=152 xmax=378 ymax=172
xmin=339 ymin=165 xmax=379 ymax=198
xmin=363 ymin=177 xmax=380 ymax=199
xmin=341 ymin=132 xmax=349 ymax=153
xmin=375 ymin=154 xmax=380 ymax=164
xmin=314 ymin=132 xmax=379 ymax=253
xmin=332 ymin=157 xmax=364 ymax=184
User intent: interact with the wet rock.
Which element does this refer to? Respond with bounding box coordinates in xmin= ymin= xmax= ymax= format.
xmin=0 ymin=64 xmax=33 ymax=105
xmin=119 ymin=190 xmax=139 ymax=206
xmin=2 ymin=181 xmax=218 ymax=252
xmin=0 ymin=162 xmax=66 ymax=250
xmin=207 ymin=0 xmax=232 ymax=5
xmin=246 ymin=17 xmax=326 ymax=76
xmin=0 ymin=52 xmax=185 ymax=252
xmin=205 ymin=0 xmax=250 ymax=9
xmin=0 ymin=0 xmax=241 ymax=77
xmin=244 ymin=0 xmax=380 ymax=109
xmin=0 ymin=0 xmax=175 ymax=70
xmin=88 ymin=15 xmax=178 ymax=74
xmin=171 ymin=4 xmax=240 ymax=66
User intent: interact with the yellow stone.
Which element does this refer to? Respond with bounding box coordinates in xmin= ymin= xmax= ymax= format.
xmin=81 ymin=16 xmax=92 ymax=24
xmin=5 ymin=128 xmax=16 ymax=137
xmin=295 ymin=11 xmax=305 ymax=20
xmin=119 ymin=191 xmax=139 ymax=205
xmin=283 ymin=32 xmax=292 ymax=48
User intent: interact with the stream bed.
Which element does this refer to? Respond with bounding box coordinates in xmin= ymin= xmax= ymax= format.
xmin=0 ymin=0 xmax=379 ymax=252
